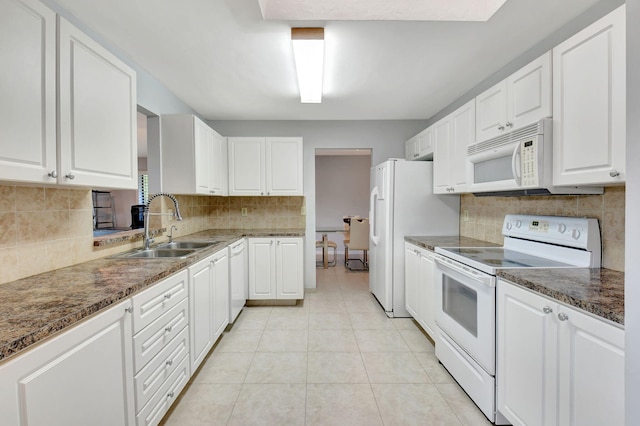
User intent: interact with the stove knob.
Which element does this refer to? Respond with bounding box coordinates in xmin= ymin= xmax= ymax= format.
xmin=558 ymin=224 xmax=567 ymax=233
xmin=515 ymin=220 xmax=522 ymax=228
xmin=505 ymin=222 xmax=513 ymax=231
xmin=571 ymin=228 xmax=581 ymax=240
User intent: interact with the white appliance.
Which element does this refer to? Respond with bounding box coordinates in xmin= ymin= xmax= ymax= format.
xmin=368 ymin=159 xmax=459 ymax=318
xmin=433 ymin=214 xmax=601 ymax=424
xmin=467 ymin=119 xmax=602 ymax=196
xmin=228 ymin=239 xmax=247 ymax=323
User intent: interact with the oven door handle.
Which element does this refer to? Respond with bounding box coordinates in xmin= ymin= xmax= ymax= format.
xmin=434 ymin=255 xmax=495 ymax=288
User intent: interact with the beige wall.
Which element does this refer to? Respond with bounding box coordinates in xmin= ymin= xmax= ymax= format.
xmin=0 ymin=184 xmax=305 ymax=286
xmin=459 ymin=186 xmax=625 ymax=271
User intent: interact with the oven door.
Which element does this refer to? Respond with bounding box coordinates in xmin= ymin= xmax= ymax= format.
xmin=434 ymin=255 xmax=496 ymax=375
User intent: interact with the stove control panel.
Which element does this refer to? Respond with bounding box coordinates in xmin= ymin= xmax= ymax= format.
xmin=502 ymin=214 xmax=600 ymax=252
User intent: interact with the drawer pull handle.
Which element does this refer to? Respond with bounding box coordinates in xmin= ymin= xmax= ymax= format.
xmin=165 ymin=326 xmax=173 ymax=333
xmin=166 ymin=359 xmax=173 ymax=367
xmin=48 ymin=170 xmax=58 ymax=178
xmin=164 ymin=293 xmax=172 ymax=299
xmin=65 ymin=173 xmax=75 ymax=180
xmin=558 ymin=313 xmax=569 ymax=321
xmin=543 ymin=306 xmax=553 ymax=314
xmin=609 ymin=170 xmax=620 ymax=177
xmin=167 ymin=391 xmax=175 ymax=399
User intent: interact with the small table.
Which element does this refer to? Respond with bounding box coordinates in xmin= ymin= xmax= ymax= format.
xmin=316 ymin=227 xmax=345 ymax=269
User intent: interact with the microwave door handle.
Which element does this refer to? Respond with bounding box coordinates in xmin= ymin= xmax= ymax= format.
xmin=512 ymin=142 xmax=522 ymax=187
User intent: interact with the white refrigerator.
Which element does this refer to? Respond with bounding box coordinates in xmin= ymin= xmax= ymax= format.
xmin=369 ymin=159 xmax=459 ymax=317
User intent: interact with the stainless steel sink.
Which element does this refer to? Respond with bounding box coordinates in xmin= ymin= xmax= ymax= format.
xmin=156 ymin=241 xmax=218 ymax=250
xmin=112 ymin=248 xmax=196 ymax=259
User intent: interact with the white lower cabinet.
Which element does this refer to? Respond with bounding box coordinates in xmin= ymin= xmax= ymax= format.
xmin=132 ymin=271 xmax=190 ymax=426
xmin=189 ymin=249 xmax=229 ymax=372
xmin=248 ymin=237 xmax=304 ymax=300
xmin=497 ymin=279 xmax=624 ymax=426
xmin=404 ymin=242 xmax=436 ymax=338
xmin=0 ymin=299 xmax=136 ymax=426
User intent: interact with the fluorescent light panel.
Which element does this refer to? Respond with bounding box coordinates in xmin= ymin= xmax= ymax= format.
xmin=291 ymin=28 xmax=324 ymax=103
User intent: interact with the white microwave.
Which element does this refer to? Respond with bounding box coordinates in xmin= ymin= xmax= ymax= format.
xmin=467 ymin=119 xmax=602 ymax=196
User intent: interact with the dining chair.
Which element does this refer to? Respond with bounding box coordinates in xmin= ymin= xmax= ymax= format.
xmin=345 ymin=218 xmax=369 ymax=271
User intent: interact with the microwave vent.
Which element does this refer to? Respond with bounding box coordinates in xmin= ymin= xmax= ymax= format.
xmin=467 ymin=120 xmax=544 ymax=156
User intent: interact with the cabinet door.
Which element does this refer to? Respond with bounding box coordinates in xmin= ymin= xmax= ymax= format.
xmin=266 ymin=137 xmax=303 ymax=195
xmin=0 ymin=0 xmax=56 ymax=184
xmin=0 ymin=300 xmax=135 ymax=426
xmin=404 ymin=244 xmax=419 ymax=318
xmin=508 ymin=51 xmax=552 ymax=130
xmin=189 ymin=256 xmax=214 ymax=370
xmin=276 ymin=238 xmax=304 ymax=299
xmin=556 ymin=305 xmax=625 ymax=426
xmin=228 ymin=137 xmax=265 ymax=195
xmin=248 ymin=238 xmax=276 ymax=299
xmin=194 ymin=118 xmax=212 ymax=195
xmin=405 ymin=136 xmax=418 ymax=161
xmin=210 ymin=132 xmax=228 ymax=195
xmin=497 ymin=281 xmax=558 ymax=426
xmin=433 ymin=117 xmax=452 ymax=194
xmin=552 ymin=5 xmax=626 ymax=186
xmin=450 ymin=100 xmax=475 ymax=191
xmin=475 ymin=80 xmax=508 ymax=142
xmin=418 ymin=249 xmax=436 ymax=338
xmin=418 ymin=128 xmax=433 ymax=158
xmin=58 ymin=17 xmax=137 ymax=189
xmin=212 ymin=250 xmax=230 ymax=340
xmin=229 ymin=240 xmax=247 ymax=323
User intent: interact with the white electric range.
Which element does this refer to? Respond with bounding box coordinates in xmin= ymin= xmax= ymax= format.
xmin=432 ymin=214 xmax=601 ymax=424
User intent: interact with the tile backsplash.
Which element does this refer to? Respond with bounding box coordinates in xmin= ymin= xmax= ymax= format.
xmin=459 ymin=186 xmax=625 ymax=271
xmin=0 ymin=184 xmax=305 ymax=286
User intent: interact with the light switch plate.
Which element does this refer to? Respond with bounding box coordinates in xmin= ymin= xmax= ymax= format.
xmin=301 ymin=206 xmax=306 ymax=216
xmin=463 ymin=210 xmax=469 ymax=222
xmin=241 ymin=207 xmax=248 ymax=217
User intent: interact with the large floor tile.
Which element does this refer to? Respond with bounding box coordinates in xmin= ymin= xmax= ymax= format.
xmin=257 ymin=329 xmax=308 ymax=352
xmin=307 ymin=352 xmax=369 ymax=384
xmin=436 ymin=383 xmax=494 ymax=425
xmin=414 ymin=352 xmax=455 ymax=384
xmin=399 ymin=328 xmax=436 ymax=353
xmin=361 ymin=352 xmax=430 ymax=384
xmin=231 ymin=307 xmax=271 ymax=330
xmin=355 ymin=329 xmax=411 ymax=352
xmin=308 ymin=329 xmax=359 ymax=352
xmin=309 ymin=312 xmax=352 ymax=330
xmin=349 ymin=311 xmax=396 ymax=330
xmin=266 ymin=309 xmax=309 ymax=330
xmin=163 ymin=383 xmax=241 ymax=426
xmin=371 ymin=383 xmax=463 ymax=426
xmin=308 ymin=297 xmax=348 ymax=313
xmin=244 ymin=352 xmax=307 ymax=383
xmin=306 ymin=384 xmax=383 ymax=426
xmin=216 ymin=329 xmax=263 ymax=353
xmin=193 ymin=352 xmax=253 ymax=384
xmin=227 ymin=383 xmax=306 ymax=426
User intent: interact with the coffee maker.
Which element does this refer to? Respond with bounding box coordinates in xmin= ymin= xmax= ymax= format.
xmin=130 ymin=205 xmax=146 ymax=229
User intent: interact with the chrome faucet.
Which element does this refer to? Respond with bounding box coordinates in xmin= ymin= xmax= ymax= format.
xmin=143 ymin=193 xmax=183 ymax=250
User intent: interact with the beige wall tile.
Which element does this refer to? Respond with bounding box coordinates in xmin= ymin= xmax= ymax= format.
xmin=0 ymin=186 xmax=16 ymax=213
xmin=46 ymin=188 xmax=70 ymax=211
xmin=0 ymin=248 xmax=19 ymax=282
xmin=69 ymin=189 xmax=92 ymax=210
xmin=17 ymin=243 xmax=50 ymax=278
xmin=15 ymin=187 xmax=45 ymax=212
xmin=0 ymin=212 xmax=17 ymax=248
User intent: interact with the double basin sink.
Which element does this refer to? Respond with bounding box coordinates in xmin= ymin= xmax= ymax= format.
xmin=112 ymin=240 xmax=222 ymax=259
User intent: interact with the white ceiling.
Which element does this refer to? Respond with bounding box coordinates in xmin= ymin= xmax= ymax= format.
xmin=55 ymin=0 xmax=603 ymax=121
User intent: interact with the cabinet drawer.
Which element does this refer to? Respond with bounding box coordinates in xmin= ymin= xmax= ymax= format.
xmin=134 ymin=326 xmax=190 ymax=412
xmin=136 ymin=354 xmax=190 ymax=426
xmin=133 ymin=298 xmax=189 ymax=373
xmin=132 ymin=270 xmax=188 ymax=334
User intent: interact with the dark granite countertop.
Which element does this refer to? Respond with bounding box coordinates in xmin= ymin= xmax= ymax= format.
xmin=404 ymin=235 xmax=500 ymax=252
xmin=498 ymin=268 xmax=624 ymax=326
xmin=0 ymin=229 xmax=304 ymax=363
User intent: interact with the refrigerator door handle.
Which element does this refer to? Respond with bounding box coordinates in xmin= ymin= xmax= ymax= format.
xmin=370 ymin=187 xmax=380 ymax=246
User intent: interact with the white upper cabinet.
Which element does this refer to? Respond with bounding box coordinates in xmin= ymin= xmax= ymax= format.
xmin=161 ymin=115 xmax=228 ymax=195
xmin=0 ymin=0 xmax=56 ymax=184
xmin=0 ymin=3 xmax=137 ymax=189
xmin=476 ymin=52 xmax=552 ymax=142
xmin=228 ymin=137 xmax=303 ymax=196
xmin=552 ymin=5 xmax=626 ymax=186
xmin=405 ymin=128 xmax=434 ymax=161
xmin=58 ymin=17 xmax=137 ymax=189
xmin=433 ymin=100 xmax=475 ymax=194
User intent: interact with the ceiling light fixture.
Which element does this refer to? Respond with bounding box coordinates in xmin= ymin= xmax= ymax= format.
xmin=291 ymin=27 xmax=324 ymax=104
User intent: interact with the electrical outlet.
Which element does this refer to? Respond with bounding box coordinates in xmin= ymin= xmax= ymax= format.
xmin=301 ymin=206 xmax=306 ymax=216
xmin=463 ymin=210 xmax=469 ymax=222
xmin=241 ymin=207 xmax=248 ymax=217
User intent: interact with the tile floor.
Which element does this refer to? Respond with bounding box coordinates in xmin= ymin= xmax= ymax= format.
xmin=162 ymin=264 xmax=492 ymax=425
